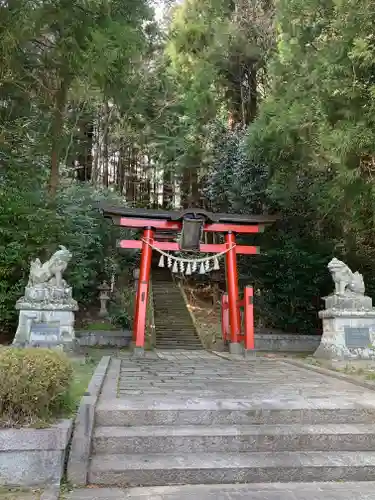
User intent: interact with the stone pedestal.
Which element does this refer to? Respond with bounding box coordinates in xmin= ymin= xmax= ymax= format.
xmin=314 ymin=294 xmax=375 ymax=360
xmin=13 ymin=284 xmax=78 ymax=350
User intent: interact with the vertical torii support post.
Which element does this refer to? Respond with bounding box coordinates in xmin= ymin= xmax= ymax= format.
xmin=225 ymin=231 xmax=242 ymax=353
xmin=133 ymin=227 xmax=154 ymax=355
xmin=244 ymin=286 xmax=255 ymax=353
xmin=221 ymin=293 xmax=229 ymax=344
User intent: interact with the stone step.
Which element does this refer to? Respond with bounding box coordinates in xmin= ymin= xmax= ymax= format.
xmin=155 ymin=339 xmax=201 ymax=343
xmin=88 ymin=450 xmax=375 ymax=486
xmin=156 ymin=337 xmax=202 ymax=350
xmin=154 ymin=314 xmax=193 ymax=317
xmin=95 ymin=400 xmax=375 ymax=427
xmin=155 ymin=327 xmax=197 ymax=331
xmin=155 ymin=346 xmax=203 ymax=350
xmin=153 ymin=302 xmax=192 ymax=308
xmin=155 ymin=340 xmax=201 ymax=344
xmin=93 ymin=423 xmax=375 ymax=454
xmin=154 ymin=305 xmax=191 ymax=310
xmin=152 ymin=287 xmax=179 ymax=291
xmin=58 ymin=482 xmax=375 ymax=500
xmin=152 ymin=287 xmax=180 ymax=291
xmin=155 ymin=330 xmax=199 ymax=335
xmin=156 ymin=328 xmax=198 ymax=332
xmin=156 ymin=330 xmax=199 ymax=340
xmin=155 ymin=327 xmax=197 ymax=330
xmin=155 ymin=332 xmax=199 ymax=337
xmin=155 ymin=340 xmax=200 ymax=344
xmin=155 ymin=319 xmax=195 ymax=323
xmin=155 ymin=317 xmax=192 ymax=320
xmin=154 ymin=318 xmax=193 ymax=321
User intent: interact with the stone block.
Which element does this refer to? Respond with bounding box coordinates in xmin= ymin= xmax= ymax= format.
xmin=254 ymin=333 xmax=320 ymax=352
xmin=88 ymin=450 xmax=375 ymax=486
xmin=92 ymin=423 xmax=375 ymax=455
xmin=75 ymin=330 xmax=132 ymax=348
xmin=95 ymin=400 xmax=375 ymax=427
xmin=323 ymin=294 xmax=373 ymax=311
xmin=0 ymin=419 xmax=72 ymax=487
xmin=62 ymin=482 xmax=375 ymax=500
xmin=13 ymin=307 xmax=76 ymax=348
xmin=229 ymin=343 xmax=243 ymax=355
xmin=67 ymin=356 xmax=111 ymax=486
xmin=314 ymin=310 xmax=375 ymax=360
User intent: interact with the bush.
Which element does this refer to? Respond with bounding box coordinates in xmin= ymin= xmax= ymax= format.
xmin=109 ymin=287 xmax=135 ymax=330
xmin=0 ymin=179 xmax=136 ymax=338
xmin=0 ymin=348 xmax=73 ymax=426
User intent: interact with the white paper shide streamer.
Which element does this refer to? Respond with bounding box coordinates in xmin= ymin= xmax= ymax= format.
xmin=141 ymin=238 xmax=236 ymax=276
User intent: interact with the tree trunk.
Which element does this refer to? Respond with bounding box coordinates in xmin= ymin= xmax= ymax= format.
xmin=48 ymin=79 xmax=68 ymax=197
xmin=126 ymin=146 xmax=136 ymax=202
xmin=92 ymin=109 xmax=100 ymax=186
xmin=102 ymin=100 xmax=110 ymax=188
xmin=76 ymin=110 xmax=93 ymax=182
xmin=163 ymin=168 xmax=173 ymax=208
xmin=180 ymin=167 xmax=190 ymax=208
xmin=118 ymin=144 xmax=125 ymax=193
xmin=248 ymin=66 xmax=257 ymax=124
xmin=191 ymin=166 xmax=200 ymax=206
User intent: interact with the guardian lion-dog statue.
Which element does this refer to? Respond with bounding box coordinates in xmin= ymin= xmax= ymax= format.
xmin=28 ymin=245 xmax=72 ymax=288
xmin=327 ymin=257 xmax=365 ymax=295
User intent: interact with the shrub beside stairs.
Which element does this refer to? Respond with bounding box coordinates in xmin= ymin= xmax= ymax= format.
xmin=152 ymin=267 xmax=203 ymax=350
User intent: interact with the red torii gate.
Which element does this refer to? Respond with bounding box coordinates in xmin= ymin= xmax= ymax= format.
xmin=102 ymin=207 xmax=276 ymax=355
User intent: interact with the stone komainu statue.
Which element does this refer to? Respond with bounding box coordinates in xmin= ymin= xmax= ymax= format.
xmin=327 ymin=257 xmax=365 ymax=296
xmin=28 ymin=245 xmax=72 ymax=288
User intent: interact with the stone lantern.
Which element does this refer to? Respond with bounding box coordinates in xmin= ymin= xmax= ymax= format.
xmin=98 ymin=281 xmax=111 ymax=317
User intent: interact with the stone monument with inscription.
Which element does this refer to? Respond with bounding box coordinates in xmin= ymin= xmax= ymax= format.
xmin=12 ymin=245 xmax=78 ymax=350
xmin=314 ymin=257 xmax=375 ymax=359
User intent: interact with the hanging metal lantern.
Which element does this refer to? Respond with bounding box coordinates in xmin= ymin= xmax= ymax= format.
xmin=179 ymin=213 xmax=204 ymax=251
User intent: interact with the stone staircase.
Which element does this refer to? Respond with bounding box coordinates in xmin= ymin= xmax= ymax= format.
xmin=152 ymin=267 xmax=202 ymax=350
xmin=88 ymin=354 xmax=375 ymax=487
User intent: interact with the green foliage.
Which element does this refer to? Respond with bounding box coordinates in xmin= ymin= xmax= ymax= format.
xmin=207 ymin=128 xmax=336 ymax=333
xmin=0 ymin=184 xmax=62 ymax=329
xmin=0 ymin=0 xmax=151 ymax=337
xmin=0 ymin=348 xmax=73 ymax=426
xmin=206 ymin=0 xmax=375 ymax=334
xmin=109 ymin=287 xmax=135 ymax=330
xmin=56 ymin=184 xmax=133 ymax=305
xmin=0 ymin=180 xmax=132 ymax=334
xmin=242 ymin=231 xmax=334 ymax=333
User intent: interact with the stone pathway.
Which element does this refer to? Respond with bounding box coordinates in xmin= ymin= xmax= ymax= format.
xmin=110 ymin=350 xmax=375 ymax=406
xmin=73 ymin=350 xmax=375 ymax=499
xmin=66 ymin=482 xmax=375 ymax=499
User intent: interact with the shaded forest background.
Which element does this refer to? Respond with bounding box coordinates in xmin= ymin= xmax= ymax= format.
xmin=1 ymin=0 xmax=375 ymax=336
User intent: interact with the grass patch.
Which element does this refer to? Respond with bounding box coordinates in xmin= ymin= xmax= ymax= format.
xmin=57 ymin=357 xmax=98 ymax=420
xmin=0 ymin=487 xmax=42 ymax=500
xmin=75 ymin=346 xmax=129 ymax=361
xmin=82 ymin=321 xmax=117 ymax=331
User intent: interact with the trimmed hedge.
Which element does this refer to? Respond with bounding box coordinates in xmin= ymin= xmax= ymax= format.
xmin=0 ymin=348 xmax=73 ymax=426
